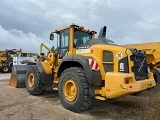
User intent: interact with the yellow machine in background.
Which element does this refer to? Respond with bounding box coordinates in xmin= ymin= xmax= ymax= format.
xmin=11 ymin=24 xmax=156 ymax=112
xmin=123 ymin=42 xmax=160 ymax=51
xmin=123 ymin=42 xmax=160 ymax=85
xmin=0 ymin=49 xmax=22 ymax=73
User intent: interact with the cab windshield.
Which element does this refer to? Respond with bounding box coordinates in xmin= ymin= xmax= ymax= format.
xmin=74 ymin=31 xmax=92 ymax=46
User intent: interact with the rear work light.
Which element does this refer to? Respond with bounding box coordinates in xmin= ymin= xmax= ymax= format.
xmin=124 ymin=78 xmax=130 ymax=84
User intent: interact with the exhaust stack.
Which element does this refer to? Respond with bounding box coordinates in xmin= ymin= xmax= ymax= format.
xmin=98 ymin=26 xmax=107 ymax=38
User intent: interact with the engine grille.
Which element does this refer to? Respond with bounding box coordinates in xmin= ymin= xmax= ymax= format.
xmin=130 ymin=49 xmax=149 ymax=80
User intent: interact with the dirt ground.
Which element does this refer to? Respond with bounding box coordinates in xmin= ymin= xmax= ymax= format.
xmin=0 ymin=73 xmax=160 ymax=120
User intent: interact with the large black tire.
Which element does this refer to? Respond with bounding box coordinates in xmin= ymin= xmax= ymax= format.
xmin=1 ymin=65 xmax=9 ymax=73
xmin=58 ymin=67 xmax=93 ymax=112
xmin=154 ymin=71 xmax=160 ymax=85
xmin=25 ymin=65 xmax=45 ymax=96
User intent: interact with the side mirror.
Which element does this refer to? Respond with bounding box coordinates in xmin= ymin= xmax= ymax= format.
xmin=50 ymin=33 xmax=54 ymax=40
xmin=51 ymin=46 xmax=55 ymax=52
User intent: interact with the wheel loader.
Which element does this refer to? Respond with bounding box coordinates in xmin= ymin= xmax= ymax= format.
xmin=0 ymin=49 xmax=22 ymax=73
xmin=123 ymin=42 xmax=160 ymax=85
xmin=10 ymin=24 xmax=156 ymax=112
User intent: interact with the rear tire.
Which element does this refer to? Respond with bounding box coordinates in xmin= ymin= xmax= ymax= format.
xmin=1 ymin=65 xmax=9 ymax=73
xmin=154 ymin=71 xmax=160 ymax=85
xmin=58 ymin=67 xmax=93 ymax=112
xmin=25 ymin=65 xmax=44 ymax=96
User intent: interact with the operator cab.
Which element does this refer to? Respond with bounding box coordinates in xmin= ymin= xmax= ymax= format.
xmin=50 ymin=24 xmax=96 ymax=58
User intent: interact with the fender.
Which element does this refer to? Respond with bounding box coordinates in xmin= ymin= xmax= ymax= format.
xmin=57 ymin=55 xmax=102 ymax=85
xmin=36 ymin=62 xmax=53 ymax=89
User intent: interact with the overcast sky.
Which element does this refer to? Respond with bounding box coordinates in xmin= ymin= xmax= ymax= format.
xmin=0 ymin=0 xmax=160 ymax=53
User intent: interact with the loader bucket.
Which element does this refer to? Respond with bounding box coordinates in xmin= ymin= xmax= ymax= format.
xmin=9 ymin=65 xmax=29 ymax=88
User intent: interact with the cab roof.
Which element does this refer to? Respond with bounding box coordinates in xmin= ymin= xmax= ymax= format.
xmin=54 ymin=23 xmax=97 ymax=34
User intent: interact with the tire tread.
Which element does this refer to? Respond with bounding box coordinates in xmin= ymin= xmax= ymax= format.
xmin=60 ymin=67 xmax=93 ymax=112
xmin=26 ymin=65 xmax=44 ymax=95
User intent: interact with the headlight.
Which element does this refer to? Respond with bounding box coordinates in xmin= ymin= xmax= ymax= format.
xmin=148 ymin=67 xmax=150 ymax=73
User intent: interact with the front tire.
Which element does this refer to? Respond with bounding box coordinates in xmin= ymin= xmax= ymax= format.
xmin=58 ymin=67 xmax=93 ymax=112
xmin=25 ymin=65 xmax=44 ymax=96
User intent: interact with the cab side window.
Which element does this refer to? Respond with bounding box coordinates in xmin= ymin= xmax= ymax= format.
xmin=59 ymin=29 xmax=69 ymax=57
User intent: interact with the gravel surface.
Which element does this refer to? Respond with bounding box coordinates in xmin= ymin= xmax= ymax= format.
xmin=0 ymin=75 xmax=160 ymax=120
xmin=0 ymin=73 xmax=11 ymax=80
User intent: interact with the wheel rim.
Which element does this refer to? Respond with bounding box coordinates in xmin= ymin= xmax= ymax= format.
xmin=63 ymin=79 xmax=77 ymax=101
xmin=28 ymin=74 xmax=35 ymax=88
xmin=4 ymin=67 xmax=8 ymax=72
